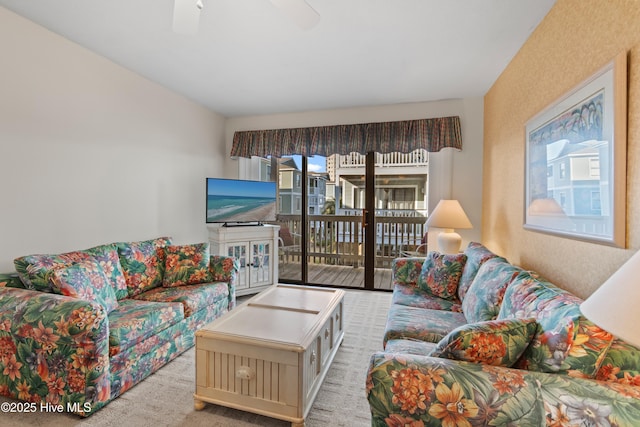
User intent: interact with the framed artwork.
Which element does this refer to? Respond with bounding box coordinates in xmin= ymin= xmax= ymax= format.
xmin=524 ymin=51 xmax=627 ymax=247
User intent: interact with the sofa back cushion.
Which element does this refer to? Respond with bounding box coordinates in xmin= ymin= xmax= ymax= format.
xmin=595 ymin=338 xmax=640 ymax=384
xmin=116 ymin=237 xmax=172 ymax=297
xmin=417 ymin=252 xmax=467 ymax=300
xmin=163 ymin=242 xmax=212 ymax=287
xmin=14 ymin=243 xmax=127 ymax=298
xmin=49 ymin=258 xmax=119 ymax=313
xmin=458 ymin=242 xmax=500 ymax=301
xmin=462 ymin=257 xmax=521 ymax=323
xmin=498 ymin=271 xmax=613 ymax=377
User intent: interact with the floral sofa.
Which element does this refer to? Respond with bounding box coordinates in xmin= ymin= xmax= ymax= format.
xmin=367 ymin=242 xmax=640 ymax=426
xmin=0 ymin=237 xmax=238 ymax=416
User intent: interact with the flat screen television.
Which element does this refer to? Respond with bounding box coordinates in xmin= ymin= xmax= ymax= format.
xmin=206 ymin=178 xmax=277 ymax=225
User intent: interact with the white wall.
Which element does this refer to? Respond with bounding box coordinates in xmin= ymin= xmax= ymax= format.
xmin=0 ymin=8 xmax=226 ymax=272
xmin=225 ymin=98 xmax=485 ymax=247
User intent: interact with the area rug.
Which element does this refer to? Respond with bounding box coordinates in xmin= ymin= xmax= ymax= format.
xmin=1 ymin=289 xmax=391 ymax=427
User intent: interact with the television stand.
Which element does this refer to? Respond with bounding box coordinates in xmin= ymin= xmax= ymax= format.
xmin=208 ymin=224 xmax=279 ymax=296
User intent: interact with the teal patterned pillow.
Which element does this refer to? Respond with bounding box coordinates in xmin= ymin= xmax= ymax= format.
xmin=429 ymin=318 xmax=537 ymax=367
xmin=417 ymin=252 xmax=467 ymax=300
xmin=163 ymin=243 xmax=211 ymax=287
xmin=117 ymin=237 xmax=172 ymax=297
xmin=461 ymin=257 xmax=521 ymax=323
xmin=13 ymin=243 xmax=127 ymax=296
xmin=49 ymin=258 xmax=119 ymax=313
xmin=458 ymin=242 xmax=499 ymax=300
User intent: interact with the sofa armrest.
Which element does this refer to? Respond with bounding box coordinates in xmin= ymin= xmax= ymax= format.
xmin=0 ymin=287 xmax=110 ymax=415
xmin=209 ymin=255 xmax=240 ymax=310
xmin=367 ymin=351 xmax=640 ymax=426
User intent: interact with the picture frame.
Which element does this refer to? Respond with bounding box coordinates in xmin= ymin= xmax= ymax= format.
xmin=524 ymin=51 xmax=627 ymax=247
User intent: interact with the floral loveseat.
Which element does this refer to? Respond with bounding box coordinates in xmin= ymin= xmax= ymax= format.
xmin=367 ymin=242 xmax=640 ymax=426
xmin=0 ymin=237 xmax=238 ymax=416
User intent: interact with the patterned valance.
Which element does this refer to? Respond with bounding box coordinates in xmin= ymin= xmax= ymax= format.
xmin=231 ymin=116 xmax=462 ymax=158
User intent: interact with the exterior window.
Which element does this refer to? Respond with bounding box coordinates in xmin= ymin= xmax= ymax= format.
xmin=547 ymin=165 xmax=553 ymax=177
xmin=559 ymin=163 xmax=566 ymax=179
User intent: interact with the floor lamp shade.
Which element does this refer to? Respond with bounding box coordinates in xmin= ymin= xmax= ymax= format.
xmin=425 ymin=200 xmax=472 ymax=254
xmin=580 ymin=250 xmax=640 ymax=348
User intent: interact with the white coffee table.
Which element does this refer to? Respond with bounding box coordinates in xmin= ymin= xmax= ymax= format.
xmin=194 ymin=284 xmax=345 ymax=427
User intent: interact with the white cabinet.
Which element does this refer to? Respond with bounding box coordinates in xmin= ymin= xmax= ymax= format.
xmin=208 ymin=225 xmax=279 ymax=296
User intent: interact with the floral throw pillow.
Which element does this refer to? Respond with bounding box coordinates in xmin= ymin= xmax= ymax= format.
xmin=417 ymin=252 xmax=467 ymax=300
xmin=117 ymin=237 xmax=172 ymax=297
xmin=49 ymin=258 xmax=119 ymax=313
xmin=163 ymin=242 xmax=212 ymax=287
xmin=429 ymin=318 xmax=537 ymax=367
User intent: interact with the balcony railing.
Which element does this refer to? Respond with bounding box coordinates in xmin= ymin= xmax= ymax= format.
xmin=275 ymin=213 xmax=426 ymax=269
xmin=337 ymin=150 xmax=428 ymax=168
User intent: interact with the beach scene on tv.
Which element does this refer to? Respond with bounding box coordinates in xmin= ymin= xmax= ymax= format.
xmin=206 ymin=178 xmax=277 ymax=223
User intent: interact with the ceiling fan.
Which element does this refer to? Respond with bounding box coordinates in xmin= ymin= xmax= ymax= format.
xmin=172 ymin=0 xmax=320 ymax=35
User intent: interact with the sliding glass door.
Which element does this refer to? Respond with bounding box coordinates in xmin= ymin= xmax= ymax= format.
xmin=276 ymin=150 xmax=427 ymax=290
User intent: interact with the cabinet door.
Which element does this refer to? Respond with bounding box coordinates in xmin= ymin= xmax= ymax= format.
xmin=250 ymin=240 xmax=271 ymax=288
xmin=226 ymin=243 xmax=249 ymax=289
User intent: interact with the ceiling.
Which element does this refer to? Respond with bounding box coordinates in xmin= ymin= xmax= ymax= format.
xmin=0 ymin=0 xmax=556 ymax=117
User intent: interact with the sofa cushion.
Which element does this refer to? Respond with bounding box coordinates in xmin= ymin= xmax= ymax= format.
xmin=108 ymin=299 xmax=184 ymax=357
xmin=498 ymin=271 xmax=613 ymax=377
xmin=163 ymin=243 xmax=211 ymax=287
xmin=391 ymin=283 xmax=462 ymax=312
xmin=133 ymin=281 xmax=230 ymax=318
xmin=462 ymin=257 xmax=521 ymax=323
xmin=13 ymin=243 xmax=127 ymax=297
xmin=429 ymin=318 xmax=537 ymax=367
xmin=49 ymin=258 xmax=119 ymax=313
xmin=417 ymin=252 xmax=467 ymax=300
xmin=595 ymin=339 xmax=640 ymax=384
xmin=116 ymin=237 xmax=172 ymax=297
xmin=383 ymin=304 xmax=467 ymax=345
xmin=458 ymin=242 xmax=500 ymax=301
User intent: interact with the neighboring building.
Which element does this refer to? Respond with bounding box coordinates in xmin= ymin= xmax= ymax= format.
xmin=278 ymin=157 xmax=302 ymax=215
xmin=240 ymin=152 xmax=427 ymax=219
xmin=330 ymin=149 xmax=429 ymax=217
xmin=278 ymin=158 xmax=329 ymax=215
xmin=307 ymin=172 xmax=329 ymax=215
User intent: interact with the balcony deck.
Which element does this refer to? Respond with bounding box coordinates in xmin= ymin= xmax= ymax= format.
xmin=278 ymin=262 xmax=394 ymax=291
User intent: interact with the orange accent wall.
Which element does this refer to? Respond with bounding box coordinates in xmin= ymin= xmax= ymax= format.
xmin=483 ymin=0 xmax=640 ymax=298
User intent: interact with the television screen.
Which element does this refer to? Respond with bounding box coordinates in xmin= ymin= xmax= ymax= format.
xmin=206 ymin=178 xmax=277 ymax=224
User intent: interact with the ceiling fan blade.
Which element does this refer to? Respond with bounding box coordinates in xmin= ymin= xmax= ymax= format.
xmin=270 ymin=0 xmax=320 ymax=30
xmin=172 ymin=0 xmax=203 ymax=35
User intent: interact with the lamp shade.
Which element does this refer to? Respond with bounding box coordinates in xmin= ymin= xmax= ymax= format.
xmin=425 ymin=200 xmax=472 ymax=230
xmin=580 ymin=250 xmax=640 ymax=348
xmin=425 ymin=200 xmax=472 ymax=254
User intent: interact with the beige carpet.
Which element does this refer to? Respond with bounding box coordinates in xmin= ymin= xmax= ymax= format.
xmin=1 ymin=289 xmax=391 ymax=427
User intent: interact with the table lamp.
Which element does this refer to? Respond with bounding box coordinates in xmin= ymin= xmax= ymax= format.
xmin=580 ymin=250 xmax=640 ymax=348
xmin=425 ymin=199 xmax=472 ymax=254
